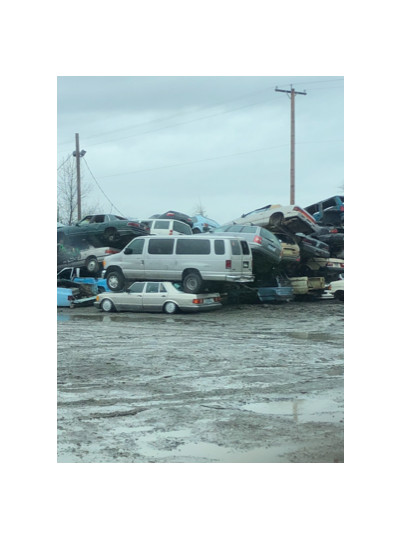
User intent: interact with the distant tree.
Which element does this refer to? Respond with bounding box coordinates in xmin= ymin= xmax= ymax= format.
xmin=57 ymin=156 xmax=102 ymax=224
xmin=193 ymin=202 xmax=207 ymax=216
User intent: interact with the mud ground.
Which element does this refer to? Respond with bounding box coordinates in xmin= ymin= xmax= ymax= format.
xmin=57 ymin=299 xmax=344 ymax=463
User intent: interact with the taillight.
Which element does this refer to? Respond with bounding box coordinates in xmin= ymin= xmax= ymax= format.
xmin=327 ymin=262 xmax=333 ymax=266
xmin=340 ymin=263 xmax=344 ymax=268
xmin=293 ymin=206 xmax=316 ymax=223
xmin=67 ymin=295 xmax=73 ymax=301
xmin=192 ymin=298 xmax=204 ymax=304
xmin=340 ymin=205 xmax=344 ymax=211
xmin=169 ymin=230 xmax=173 ymax=235
xmin=214 ymin=297 xmax=221 ymax=302
xmin=105 ymin=249 xmax=118 ymax=254
xmin=330 ymin=229 xmax=338 ymax=234
xmin=127 ymin=222 xmax=140 ymax=227
xmin=226 ymin=260 xmax=232 ymax=269
xmin=253 ymin=235 xmax=262 ymax=245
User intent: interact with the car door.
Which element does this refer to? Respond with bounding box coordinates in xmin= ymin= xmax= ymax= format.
xmin=142 ymin=282 xmax=166 ymax=312
xmin=119 ymin=282 xmax=145 ymax=311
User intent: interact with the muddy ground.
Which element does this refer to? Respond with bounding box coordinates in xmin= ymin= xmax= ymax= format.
xmin=57 ymin=299 xmax=344 ymax=463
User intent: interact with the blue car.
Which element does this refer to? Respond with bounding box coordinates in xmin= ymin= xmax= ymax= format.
xmin=256 ymin=276 xmax=294 ymax=303
xmin=304 ymin=195 xmax=344 ymax=225
xmin=191 ymin=214 xmax=220 ymax=234
xmin=57 ymin=267 xmax=110 ymax=307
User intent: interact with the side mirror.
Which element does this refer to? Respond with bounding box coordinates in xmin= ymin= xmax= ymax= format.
xmin=124 ymin=248 xmax=133 ymax=255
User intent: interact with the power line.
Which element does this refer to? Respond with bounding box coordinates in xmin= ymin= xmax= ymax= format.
xmin=57 ymin=153 xmax=73 ymax=171
xmin=82 ymin=157 xmax=125 ymax=216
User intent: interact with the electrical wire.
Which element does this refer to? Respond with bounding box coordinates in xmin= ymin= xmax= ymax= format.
xmin=57 ymin=153 xmax=73 ymax=171
xmin=82 ymin=157 xmax=125 ymax=216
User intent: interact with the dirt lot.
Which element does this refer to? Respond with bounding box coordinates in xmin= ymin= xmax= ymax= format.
xmin=57 ymin=298 xmax=344 ymax=463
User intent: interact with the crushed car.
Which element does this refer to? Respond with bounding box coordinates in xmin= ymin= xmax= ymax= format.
xmin=228 ymin=204 xmax=318 ymax=235
xmin=191 ymin=214 xmax=220 ymax=234
xmin=57 ymin=214 xmax=149 ymax=249
xmin=304 ymin=195 xmax=344 ymax=226
xmin=57 ymin=241 xmax=120 ymax=274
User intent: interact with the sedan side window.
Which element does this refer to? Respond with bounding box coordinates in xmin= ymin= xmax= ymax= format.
xmin=145 ymin=283 xmax=160 ymax=293
xmin=129 ymin=282 xmax=145 ymax=293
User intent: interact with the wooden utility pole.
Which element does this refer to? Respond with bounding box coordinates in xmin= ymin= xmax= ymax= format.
xmin=74 ymin=133 xmax=82 ymax=220
xmin=275 ymin=86 xmax=307 ymax=204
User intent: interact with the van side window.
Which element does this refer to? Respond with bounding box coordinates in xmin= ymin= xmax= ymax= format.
xmin=176 ymin=239 xmax=210 ymax=254
xmin=126 ymin=238 xmax=145 ymax=254
xmin=240 ymin=241 xmax=250 ymax=255
xmin=154 ymin=220 xmax=169 ymax=230
xmin=214 ymin=240 xmax=225 ymax=255
xmin=173 ymin=221 xmax=191 ymax=234
xmin=230 ymin=239 xmax=241 ymax=255
xmin=148 ymin=238 xmax=174 ymax=254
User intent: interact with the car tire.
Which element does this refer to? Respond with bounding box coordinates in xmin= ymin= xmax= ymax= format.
xmin=183 ymin=271 xmax=203 ymax=293
xmin=106 ymin=270 xmax=125 ymax=291
xmin=104 ymin=228 xmax=117 ymax=242
xmin=163 ymin=301 xmax=178 ymax=314
xmin=101 ymin=298 xmax=115 ymax=312
xmin=335 ymin=291 xmax=344 ymax=301
xmin=86 ymin=256 xmax=100 ymax=274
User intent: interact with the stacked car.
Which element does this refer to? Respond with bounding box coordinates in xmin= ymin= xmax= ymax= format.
xmin=57 ymin=195 xmax=344 ymax=309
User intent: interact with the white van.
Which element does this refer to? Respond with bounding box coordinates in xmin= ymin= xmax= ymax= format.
xmin=139 ymin=219 xmax=192 ymax=236
xmin=103 ymin=235 xmax=254 ymax=293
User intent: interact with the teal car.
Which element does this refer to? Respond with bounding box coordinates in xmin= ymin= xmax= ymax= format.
xmin=57 ymin=214 xmax=149 ymax=248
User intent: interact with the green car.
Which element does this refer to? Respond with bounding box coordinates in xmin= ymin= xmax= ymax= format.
xmin=57 ymin=214 xmax=149 ymax=249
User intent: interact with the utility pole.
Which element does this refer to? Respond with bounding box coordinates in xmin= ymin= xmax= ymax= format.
xmin=72 ymin=133 xmax=86 ymax=221
xmin=275 ymin=86 xmax=307 ymax=204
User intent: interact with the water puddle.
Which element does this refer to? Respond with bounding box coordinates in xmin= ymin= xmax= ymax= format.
xmin=240 ymin=396 xmax=343 ymax=423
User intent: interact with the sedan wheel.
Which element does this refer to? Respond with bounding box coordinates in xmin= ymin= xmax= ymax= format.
xmin=164 ymin=301 xmax=178 ymax=314
xmin=101 ymin=298 xmax=115 ymax=312
xmin=86 ymin=256 xmax=99 ymax=274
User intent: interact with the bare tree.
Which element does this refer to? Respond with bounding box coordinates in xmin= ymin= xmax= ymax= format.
xmin=193 ymin=201 xmax=207 ymax=216
xmin=57 ymin=156 xmax=102 ymax=224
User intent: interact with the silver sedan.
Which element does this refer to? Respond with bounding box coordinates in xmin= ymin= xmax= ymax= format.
xmin=94 ymin=281 xmax=223 ymax=314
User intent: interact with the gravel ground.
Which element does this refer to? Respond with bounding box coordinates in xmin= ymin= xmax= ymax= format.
xmin=57 ymin=299 xmax=344 ymax=463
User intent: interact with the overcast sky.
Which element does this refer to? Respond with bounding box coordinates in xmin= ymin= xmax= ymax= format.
xmin=57 ymin=76 xmax=343 ymax=225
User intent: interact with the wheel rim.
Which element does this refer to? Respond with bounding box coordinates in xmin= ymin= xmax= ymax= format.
xmin=102 ymin=299 xmax=113 ymax=312
xmin=87 ymin=258 xmax=98 ymax=272
xmin=164 ymin=302 xmax=177 ymax=314
xmin=108 ymin=274 xmax=120 ymax=289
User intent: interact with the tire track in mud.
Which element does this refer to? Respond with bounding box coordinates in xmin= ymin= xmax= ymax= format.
xmin=57 ymin=301 xmax=344 ymax=462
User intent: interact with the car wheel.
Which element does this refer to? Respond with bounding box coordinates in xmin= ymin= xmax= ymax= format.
xmin=335 ymin=291 xmax=344 ymax=301
xmin=104 ymin=228 xmax=117 ymax=242
xmin=164 ymin=301 xmax=178 ymax=314
xmin=101 ymin=298 xmax=115 ymax=312
xmin=107 ymin=270 xmax=125 ymax=291
xmin=86 ymin=256 xmax=99 ymax=274
xmin=183 ymin=271 xmax=203 ymax=293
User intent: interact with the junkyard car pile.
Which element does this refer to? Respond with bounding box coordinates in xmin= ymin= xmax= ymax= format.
xmin=57 ymin=196 xmax=344 ymax=311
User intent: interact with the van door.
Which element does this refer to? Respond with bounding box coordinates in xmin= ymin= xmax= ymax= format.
xmin=145 ymin=238 xmax=175 ymax=279
xmin=120 ymin=237 xmax=146 ymax=280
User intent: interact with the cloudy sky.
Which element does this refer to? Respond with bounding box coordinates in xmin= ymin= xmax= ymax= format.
xmin=57 ymin=76 xmax=343 ymax=225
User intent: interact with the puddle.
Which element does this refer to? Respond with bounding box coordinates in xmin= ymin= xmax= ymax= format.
xmin=240 ymin=396 xmax=343 ymax=423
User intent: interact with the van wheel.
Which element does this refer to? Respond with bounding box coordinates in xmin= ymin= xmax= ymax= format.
xmin=183 ymin=271 xmax=203 ymax=293
xmin=107 ymin=270 xmax=125 ymax=291
xmin=164 ymin=301 xmax=178 ymax=314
